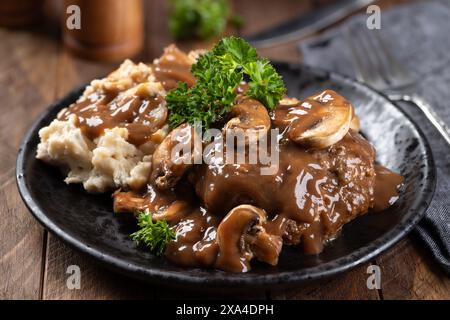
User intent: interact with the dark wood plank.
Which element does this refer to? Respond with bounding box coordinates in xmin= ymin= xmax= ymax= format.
xmin=0 ymin=26 xmax=58 ymax=299
xmin=377 ymin=237 xmax=450 ymax=300
xmin=43 ymin=234 xmax=157 ymax=300
xmin=0 ymin=178 xmax=46 ymax=299
xmin=145 ymin=0 xmax=171 ymax=59
xmin=54 ymin=51 xmax=116 ymax=99
xmin=270 ymin=263 xmax=380 ymax=300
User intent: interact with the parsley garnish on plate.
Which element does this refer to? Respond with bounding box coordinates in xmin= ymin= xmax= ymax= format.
xmin=131 ymin=211 xmax=176 ymax=256
xmin=166 ymin=36 xmax=286 ymax=130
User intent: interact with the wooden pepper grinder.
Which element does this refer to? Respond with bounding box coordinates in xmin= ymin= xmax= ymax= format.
xmin=0 ymin=0 xmax=44 ymax=27
xmin=62 ymin=0 xmax=144 ymax=62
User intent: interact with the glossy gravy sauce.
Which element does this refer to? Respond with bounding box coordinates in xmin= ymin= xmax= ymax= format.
xmin=373 ymin=165 xmax=404 ymax=211
xmin=59 ymin=93 xmax=167 ymax=146
xmin=58 ymin=46 xmax=195 ymax=146
xmin=152 ymin=46 xmax=196 ymax=91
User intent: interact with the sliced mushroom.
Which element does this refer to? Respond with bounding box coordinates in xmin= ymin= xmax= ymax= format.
xmin=113 ymin=190 xmax=191 ymax=224
xmin=271 ymin=97 xmax=304 ymax=131
xmin=224 ymin=98 xmax=271 ymax=145
xmin=287 ymin=90 xmax=353 ymax=149
xmin=279 ymin=97 xmax=300 ymax=106
xmin=215 ymin=205 xmax=283 ymax=273
xmin=151 ymin=123 xmax=202 ymax=190
xmin=113 ymin=190 xmax=147 ymax=213
xmin=152 ymin=200 xmax=192 ymax=224
xmin=350 ymin=115 xmax=361 ymax=132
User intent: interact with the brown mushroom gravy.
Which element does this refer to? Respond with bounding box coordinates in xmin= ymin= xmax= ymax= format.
xmin=114 ymin=125 xmax=403 ymax=272
xmin=56 ymin=45 xmax=403 ymax=273
xmin=58 ymin=45 xmax=195 ymax=147
xmin=373 ymin=165 xmax=404 ymax=212
xmin=152 ymin=44 xmax=197 ymax=91
xmin=58 ymin=93 xmax=167 ymax=146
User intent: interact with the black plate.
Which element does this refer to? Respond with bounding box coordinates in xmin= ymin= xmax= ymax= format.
xmin=16 ymin=63 xmax=436 ymax=289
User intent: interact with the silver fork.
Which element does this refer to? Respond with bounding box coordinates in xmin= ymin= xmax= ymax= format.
xmin=344 ymin=23 xmax=450 ymax=146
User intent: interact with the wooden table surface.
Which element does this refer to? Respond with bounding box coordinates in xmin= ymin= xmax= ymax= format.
xmin=1 ymin=0 xmax=449 ymax=300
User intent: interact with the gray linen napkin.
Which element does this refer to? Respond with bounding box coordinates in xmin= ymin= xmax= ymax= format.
xmin=299 ymin=0 xmax=450 ymax=274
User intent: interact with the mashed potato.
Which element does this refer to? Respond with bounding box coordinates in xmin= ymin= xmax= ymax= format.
xmin=37 ymin=115 xmax=153 ymax=193
xmin=36 ymin=46 xmax=200 ymax=193
xmin=36 ymin=60 xmax=164 ymax=193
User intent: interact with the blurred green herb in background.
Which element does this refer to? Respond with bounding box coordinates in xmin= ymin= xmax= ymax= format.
xmin=169 ymin=0 xmax=242 ymax=40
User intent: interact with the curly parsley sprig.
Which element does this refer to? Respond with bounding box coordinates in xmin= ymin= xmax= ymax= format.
xmin=166 ymin=37 xmax=286 ymax=129
xmin=131 ymin=211 xmax=176 ymax=256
